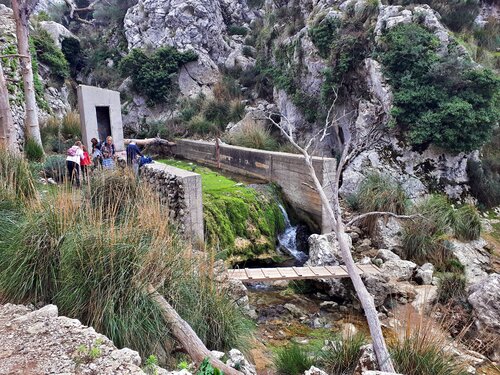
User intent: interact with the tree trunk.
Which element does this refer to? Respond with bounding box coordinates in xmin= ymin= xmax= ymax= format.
xmin=303 ymin=155 xmax=395 ymax=372
xmin=147 ymin=285 xmax=244 ymax=375
xmin=11 ymin=0 xmax=42 ymax=147
xmin=0 ymin=61 xmax=16 ymax=151
xmin=124 ymin=138 xmax=176 ymax=147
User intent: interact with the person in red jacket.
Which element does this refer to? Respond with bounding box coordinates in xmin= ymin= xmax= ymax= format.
xmin=81 ymin=145 xmax=92 ymax=182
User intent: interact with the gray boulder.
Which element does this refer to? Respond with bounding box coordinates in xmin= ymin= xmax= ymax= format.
xmin=450 ymin=238 xmax=490 ymax=285
xmin=226 ymin=349 xmax=257 ymax=375
xmin=39 ymin=21 xmax=76 ymax=48
xmin=414 ymin=263 xmax=434 ymax=285
xmin=376 ymin=249 xmax=417 ymax=281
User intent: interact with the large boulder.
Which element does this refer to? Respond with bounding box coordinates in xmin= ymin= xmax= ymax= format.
xmin=450 ymin=238 xmax=490 ymax=285
xmin=39 ymin=21 xmax=76 ymax=48
xmin=375 ymin=249 xmax=417 ymax=281
xmin=468 ymin=274 xmax=500 ymax=361
xmin=372 ymin=217 xmax=404 ymax=252
xmin=226 ymin=349 xmax=257 ymax=375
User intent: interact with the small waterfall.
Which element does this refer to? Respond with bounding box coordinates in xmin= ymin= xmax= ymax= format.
xmin=277 ymin=204 xmax=308 ymax=264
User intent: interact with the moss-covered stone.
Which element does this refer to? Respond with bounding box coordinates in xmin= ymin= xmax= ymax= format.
xmin=159 ymin=159 xmax=285 ymax=262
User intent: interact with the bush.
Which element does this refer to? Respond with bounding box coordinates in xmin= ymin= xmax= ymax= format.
xmin=24 ymin=137 xmax=44 ymax=162
xmin=0 ymin=148 xmax=37 ymax=204
xmin=227 ymin=25 xmax=248 ymax=36
xmin=225 ymin=122 xmax=279 ymax=151
xmin=391 ymin=329 xmax=468 ymax=375
xmin=119 ymin=47 xmax=197 ymax=105
xmin=203 ymin=101 xmax=230 ymax=128
xmin=355 ymin=173 xmax=408 ymax=232
xmin=31 ymin=28 xmax=70 ymax=81
xmin=436 ymin=272 xmax=467 ymax=304
xmin=320 ymin=334 xmax=366 ymax=375
xmin=274 ymin=344 xmax=315 ymax=375
xmin=309 ymin=16 xmax=341 ymax=58
xmin=378 ymin=23 xmax=500 ymax=153
xmin=188 ymin=116 xmax=217 ymax=136
xmin=61 ymin=111 xmax=81 ymax=139
xmin=43 ymin=155 xmax=66 ymax=182
xmin=453 ymin=205 xmax=481 ymax=241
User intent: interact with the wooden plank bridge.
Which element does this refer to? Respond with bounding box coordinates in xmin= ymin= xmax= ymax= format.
xmin=227 ymin=264 xmax=381 ymax=282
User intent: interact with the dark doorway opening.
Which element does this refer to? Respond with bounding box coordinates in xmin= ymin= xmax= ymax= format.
xmin=96 ymin=106 xmax=111 ymax=142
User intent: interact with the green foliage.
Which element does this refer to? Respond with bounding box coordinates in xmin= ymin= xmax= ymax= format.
xmin=467 ymin=158 xmax=500 ymax=209
xmin=436 ymin=272 xmax=467 ymax=304
xmin=203 ymin=101 xmax=230 ymax=128
xmin=196 ymin=358 xmax=223 ymax=375
xmin=225 ymin=122 xmax=279 ymax=151
xmin=119 ymin=47 xmax=197 ymax=105
xmin=378 ymin=23 xmax=500 ymax=153
xmin=31 ymin=28 xmax=70 ymax=81
xmin=41 ymin=112 xmax=81 ymax=153
xmin=309 ymin=16 xmax=341 ymax=59
xmin=61 ymin=37 xmax=85 ymax=75
xmin=390 ymin=329 xmax=468 ymax=375
xmin=320 ymin=334 xmax=366 ymax=375
xmin=24 ymin=138 xmax=44 ymax=162
xmin=453 ymin=205 xmax=481 ymax=241
xmin=228 ymin=25 xmax=248 ymax=36
xmin=27 ymin=40 xmax=49 ymax=111
xmin=159 ymin=160 xmax=285 ymax=262
xmin=355 ymin=173 xmax=408 ymax=232
xmin=188 ymin=115 xmax=218 ymax=136
xmin=0 ymin=148 xmax=37 ymax=204
xmin=42 ymin=155 xmax=66 ymax=182
xmin=274 ymin=344 xmax=315 ymax=375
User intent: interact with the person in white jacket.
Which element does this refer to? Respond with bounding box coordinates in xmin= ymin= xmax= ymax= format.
xmin=66 ymin=141 xmax=84 ymax=187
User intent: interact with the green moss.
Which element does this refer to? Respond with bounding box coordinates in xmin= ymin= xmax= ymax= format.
xmin=158 ymin=159 xmax=285 ymax=261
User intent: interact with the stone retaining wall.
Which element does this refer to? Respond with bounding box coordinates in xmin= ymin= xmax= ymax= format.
xmin=173 ymin=139 xmax=336 ymax=233
xmin=141 ymin=162 xmax=203 ymax=243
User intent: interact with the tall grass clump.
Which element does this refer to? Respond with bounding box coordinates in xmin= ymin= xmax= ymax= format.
xmin=391 ymin=325 xmax=468 ymax=375
xmin=0 ymin=191 xmax=80 ymax=303
xmin=320 ymin=333 xmax=366 ymax=375
xmin=453 ymin=205 xmax=481 ymax=241
xmin=0 ymin=148 xmax=37 ymax=204
xmin=41 ymin=111 xmax=81 ymax=153
xmin=24 ymin=137 xmax=44 ymax=162
xmin=274 ymin=344 xmax=315 ymax=375
xmin=225 ymin=122 xmax=279 ymax=151
xmin=436 ymin=272 xmax=467 ymax=305
xmin=355 ymin=173 xmax=408 ymax=232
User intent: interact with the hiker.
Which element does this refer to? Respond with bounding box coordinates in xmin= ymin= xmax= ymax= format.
xmin=101 ymin=136 xmax=116 ymax=169
xmin=91 ymin=138 xmax=102 ymax=168
xmin=80 ymin=145 xmax=92 ymax=182
xmin=126 ymin=141 xmax=143 ymax=175
xmin=66 ymin=141 xmax=84 ymax=187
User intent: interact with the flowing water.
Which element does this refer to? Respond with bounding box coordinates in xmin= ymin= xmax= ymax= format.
xmin=277 ymin=204 xmax=308 ymax=264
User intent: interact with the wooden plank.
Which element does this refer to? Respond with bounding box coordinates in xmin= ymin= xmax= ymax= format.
xmin=276 ymin=267 xmax=300 ymax=279
xmin=309 ymin=266 xmax=330 ymax=276
xmin=245 ymin=268 xmax=267 ymax=280
xmin=293 ymin=266 xmax=315 ymax=277
xmin=261 ymin=269 xmax=283 ymax=278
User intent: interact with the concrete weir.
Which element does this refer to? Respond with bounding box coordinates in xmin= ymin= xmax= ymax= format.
xmin=173 ymin=139 xmax=336 ymax=233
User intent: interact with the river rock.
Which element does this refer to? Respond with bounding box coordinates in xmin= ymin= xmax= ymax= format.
xmin=372 ymin=217 xmax=404 ymax=252
xmin=414 ymin=263 xmax=434 ymax=285
xmin=304 ymin=366 xmax=328 ymax=375
xmin=226 ymin=349 xmax=257 ymax=375
xmin=284 ymin=303 xmax=307 ymax=318
xmin=307 ymin=233 xmax=347 ymax=266
xmin=468 ymin=273 xmax=500 ymax=361
xmin=375 ymin=250 xmax=417 ymax=281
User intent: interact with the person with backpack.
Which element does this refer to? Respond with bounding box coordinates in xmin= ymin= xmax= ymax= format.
xmin=126 ymin=141 xmax=143 ymax=175
xmin=101 ymin=136 xmax=116 ymax=169
xmin=91 ymin=138 xmax=103 ymax=168
xmin=66 ymin=141 xmax=84 ymax=187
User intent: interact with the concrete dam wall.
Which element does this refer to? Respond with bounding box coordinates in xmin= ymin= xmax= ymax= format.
xmin=173 ymin=139 xmax=336 ymax=233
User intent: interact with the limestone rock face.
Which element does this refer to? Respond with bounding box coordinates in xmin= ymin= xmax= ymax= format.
xmin=304 ymin=366 xmax=329 ymax=375
xmin=226 ymin=349 xmax=257 ymax=375
xmin=372 ymin=217 xmax=404 ymax=252
xmin=39 ymin=21 xmax=76 ymax=48
xmin=375 ymin=249 xmax=417 ymax=281
xmin=414 ymin=263 xmax=434 ymax=285
xmin=0 ymin=304 xmax=145 ymax=374
xmin=468 ymin=274 xmax=500 ymax=361
xmin=450 ymin=238 xmax=490 ymax=285
xmin=306 ymin=233 xmax=346 ymax=267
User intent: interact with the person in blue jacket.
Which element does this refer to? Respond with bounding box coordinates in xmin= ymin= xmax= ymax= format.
xmin=126 ymin=141 xmax=143 ymax=175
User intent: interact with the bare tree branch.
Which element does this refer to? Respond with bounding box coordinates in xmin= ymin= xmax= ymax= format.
xmin=347 ymin=212 xmax=422 ymax=227
xmin=0 ymin=54 xmax=30 ymax=59
xmin=63 ymin=0 xmax=102 ymax=24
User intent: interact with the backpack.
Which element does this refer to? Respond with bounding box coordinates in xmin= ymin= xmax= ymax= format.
xmin=67 ymin=146 xmax=78 ymax=157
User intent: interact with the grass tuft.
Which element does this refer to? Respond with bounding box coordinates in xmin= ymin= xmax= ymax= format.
xmin=320 ymin=333 xmax=366 ymax=375
xmin=225 ymin=122 xmax=279 ymax=151
xmin=274 ymin=344 xmax=315 ymax=375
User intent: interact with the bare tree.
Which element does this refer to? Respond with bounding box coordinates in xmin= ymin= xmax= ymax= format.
xmin=0 ymin=60 xmax=16 ymax=151
xmin=63 ymin=0 xmax=102 ymax=24
xmin=11 ymin=0 xmax=43 ymax=147
xmin=265 ymin=97 xmax=409 ymax=372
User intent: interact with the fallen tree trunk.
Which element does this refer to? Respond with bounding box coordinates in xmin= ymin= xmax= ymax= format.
xmin=124 ymin=138 xmax=176 ymax=147
xmin=146 ymin=285 xmax=244 ymax=375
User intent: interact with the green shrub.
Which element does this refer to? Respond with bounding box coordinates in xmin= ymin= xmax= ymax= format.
xmin=228 ymin=25 xmax=248 ymax=36
xmin=203 ymin=101 xmax=230 ymax=128
xmin=242 ymin=45 xmax=254 ymax=58
xmin=196 ymin=358 xmax=223 ymax=375
xmin=320 ymin=334 xmax=366 ymax=375
xmin=378 ymin=23 xmax=499 ymax=153
xmin=61 ymin=111 xmax=81 ymax=139
xmin=119 ymin=47 xmax=197 ymax=105
xmin=24 ymin=137 xmax=44 ymax=162
xmin=309 ymin=16 xmax=341 ymax=58
xmin=61 ymin=37 xmax=84 ymax=75
xmin=391 ymin=330 xmax=468 ymax=375
xmin=0 ymin=148 xmax=37 ymax=204
xmin=225 ymin=122 xmax=279 ymax=151
xmin=436 ymin=272 xmax=467 ymax=304
xmin=355 ymin=173 xmax=408 ymax=232
xmin=453 ymin=205 xmax=481 ymax=241
xmin=274 ymin=344 xmax=315 ymax=375
xmin=43 ymin=155 xmax=66 ymax=182
xmin=31 ymin=28 xmax=70 ymax=81
xmin=188 ymin=116 xmax=217 ymax=135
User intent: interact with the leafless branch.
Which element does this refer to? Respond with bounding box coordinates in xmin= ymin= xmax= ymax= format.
xmin=63 ymin=0 xmax=102 ymax=23
xmin=346 ymin=212 xmax=423 ymax=227
xmin=0 ymin=54 xmax=29 ymax=59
